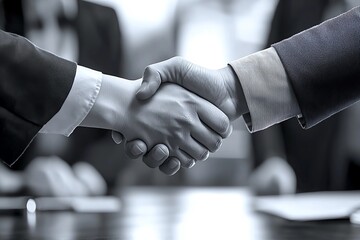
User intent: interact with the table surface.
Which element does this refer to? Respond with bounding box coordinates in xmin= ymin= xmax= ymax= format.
xmin=0 ymin=187 xmax=359 ymax=240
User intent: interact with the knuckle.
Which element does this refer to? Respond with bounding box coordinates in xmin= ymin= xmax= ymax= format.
xmin=144 ymin=64 xmax=155 ymax=72
xmin=171 ymin=56 xmax=184 ymax=65
xmin=218 ymin=115 xmax=230 ymax=135
xmin=143 ymin=66 xmax=152 ymax=76
xmin=172 ymin=56 xmax=190 ymax=76
xmin=179 ymin=114 xmax=194 ymax=128
xmin=143 ymin=65 xmax=160 ymax=80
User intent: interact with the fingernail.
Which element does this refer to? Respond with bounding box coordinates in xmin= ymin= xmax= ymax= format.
xmin=131 ymin=145 xmax=144 ymax=156
xmin=136 ymin=85 xmax=146 ymax=95
xmin=154 ymin=147 xmax=167 ymax=161
xmin=111 ymin=131 xmax=122 ymax=144
xmin=185 ymin=159 xmax=195 ymax=168
xmin=200 ymin=151 xmax=209 ymax=161
xmin=136 ymin=88 xmax=143 ymax=95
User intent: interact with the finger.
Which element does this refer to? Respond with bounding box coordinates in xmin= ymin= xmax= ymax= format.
xmin=111 ymin=131 xmax=123 ymax=144
xmin=196 ymin=99 xmax=231 ymax=138
xmin=228 ymin=124 xmax=234 ymax=137
xmin=191 ymin=124 xmax=223 ymax=153
xmin=175 ymin=149 xmax=196 ymax=169
xmin=143 ymin=144 xmax=169 ymax=168
xmin=159 ymin=157 xmax=181 ymax=175
xmin=136 ymin=66 xmax=162 ymax=100
xmin=180 ymin=139 xmax=209 ymax=161
xmin=124 ymin=139 xmax=148 ymax=159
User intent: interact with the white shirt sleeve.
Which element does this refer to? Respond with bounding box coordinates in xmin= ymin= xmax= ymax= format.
xmin=39 ymin=65 xmax=102 ymax=136
xmin=229 ymin=47 xmax=301 ymax=132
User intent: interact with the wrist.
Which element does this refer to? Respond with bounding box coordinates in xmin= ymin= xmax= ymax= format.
xmin=80 ymin=74 xmax=117 ymax=130
xmin=80 ymin=74 xmax=140 ymax=132
xmin=220 ymin=65 xmax=249 ymax=118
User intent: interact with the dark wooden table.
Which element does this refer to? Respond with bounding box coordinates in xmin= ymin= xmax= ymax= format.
xmin=0 ymin=187 xmax=359 ymax=240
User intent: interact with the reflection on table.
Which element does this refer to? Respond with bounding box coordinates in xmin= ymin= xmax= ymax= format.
xmin=0 ymin=187 xmax=359 ymax=240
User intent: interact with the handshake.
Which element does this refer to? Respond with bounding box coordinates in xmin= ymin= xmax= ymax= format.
xmin=81 ymin=57 xmax=249 ymax=176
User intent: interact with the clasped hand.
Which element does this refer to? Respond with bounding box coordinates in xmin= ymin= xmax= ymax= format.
xmin=82 ymin=72 xmax=232 ymax=175
xmin=121 ymin=57 xmax=247 ymax=175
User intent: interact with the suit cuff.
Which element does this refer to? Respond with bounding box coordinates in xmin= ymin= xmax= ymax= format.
xmin=39 ymin=66 xmax=102 ymax=136
xmin=229 ymin=47 xmax=301 ymax=132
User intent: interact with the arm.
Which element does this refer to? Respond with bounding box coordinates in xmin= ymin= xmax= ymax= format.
xmin=81 ymin=76 xmax=231 ymax=170
xmin=0 ymin=30 xmax=156 ymax=170
xmin=135 ymin=7 xmax=360 ymax=132
xmin=273 ymin=6 xmax=360 ymax=128
xmin=131 ymin=7 xmax=360 ymax=172
xmin=136 ymin=48 xmax=299 ymax=132
xmin=133 ymin=50 xmax=298 ymax=171
xmin=0 ymin=30 xmax=75 ymax=166
xmin=137 ymin=57 xmax=249 ymax=121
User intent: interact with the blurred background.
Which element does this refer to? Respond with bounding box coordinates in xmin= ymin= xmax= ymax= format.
xmin=0 ymin=0 xmax=360 ymax=199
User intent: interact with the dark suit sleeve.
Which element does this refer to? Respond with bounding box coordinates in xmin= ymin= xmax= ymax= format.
xmin=272 ymin=6 xmax=360 ymax=128
xmin=0 ymin=30 xmax=76 ymax=166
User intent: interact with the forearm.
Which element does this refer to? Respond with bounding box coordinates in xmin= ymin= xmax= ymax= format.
xmin=0 ymin=30 xmax=76 ymax=125
xmin=230 ymin=7 xmax=360 ymax=132
xmin=0 ymin=30 xmax=76 ymax=166
xmin=80 ymin=75 xmax=139 ymax=132
xmin=273 ymin=6 xmax=360 ymax=128
xmin=40 ymin=66 xmax=102 ymax=136
xmin=79 ymin=74 xmax=120 ymax=131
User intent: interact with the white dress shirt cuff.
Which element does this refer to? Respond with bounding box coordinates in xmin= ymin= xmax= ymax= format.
xmin=39 ymin=65 xmax=102 ymax=136
xmin=229 ymin=47 xmax=301 ymax=132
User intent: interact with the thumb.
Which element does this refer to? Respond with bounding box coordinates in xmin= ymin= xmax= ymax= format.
xmin=136 ymin=66 xmax=162 ymax=100
xmin=111 ymin=131 xmax=123 ymax=144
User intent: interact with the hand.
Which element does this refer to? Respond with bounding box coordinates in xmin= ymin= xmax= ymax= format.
xmin=132 ymin=57 xmax=249 ymax=173
xmin=249 ymin=157 xmax=296 ymax=196
xmin=24 ymin=156 xmax=107 ymax=196
xmin=137 ymin=57 xmax=249 ymax=120
xmin=124 ymin=83 xmax=231 ymax=167
xmin=0 ymin=164 xmax=23 ymax=194
xmin=82 ymin=76 xmax=231 ymax=169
